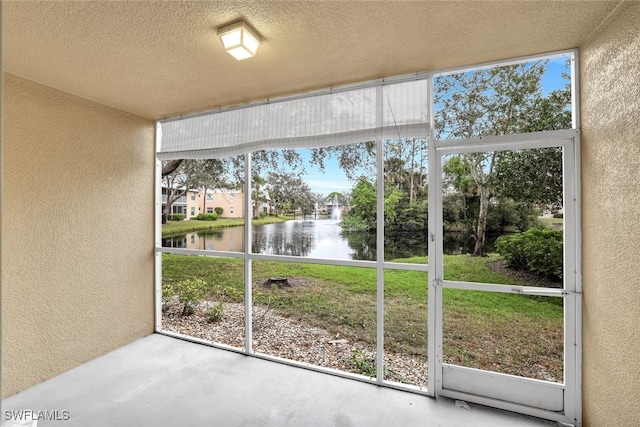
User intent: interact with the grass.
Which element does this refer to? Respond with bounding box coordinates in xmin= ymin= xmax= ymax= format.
xmin=162 ymin=215 xmax=292 ymax=237
xmin=162 ymin=253 xmax=563 ymax=381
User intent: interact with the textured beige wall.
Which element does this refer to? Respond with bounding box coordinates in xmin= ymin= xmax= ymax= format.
xmin=1 ymin=74 xmax=155 ymax=397
xmin=580 ymin=2 xmax=640 ymax=426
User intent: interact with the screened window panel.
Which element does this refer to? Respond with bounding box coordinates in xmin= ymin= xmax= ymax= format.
xmin=158 ymin=79 xmax=429 ymax=160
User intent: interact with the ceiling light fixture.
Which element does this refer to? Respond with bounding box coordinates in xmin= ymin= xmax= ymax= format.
xmin=217 ymin=21 xmax=262 ymax=60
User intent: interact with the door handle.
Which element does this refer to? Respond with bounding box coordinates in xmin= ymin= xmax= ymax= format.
xmin=512 ymin=287 xmax=566 ymax=297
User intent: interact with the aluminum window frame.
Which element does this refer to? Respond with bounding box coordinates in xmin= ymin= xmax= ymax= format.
xmin=429 ymin=131 xmax=581 ymax=425
xmin=427 ymin=48 xmax=581 ymax=426
xmin=154 ymin=48 xmax=582 ymax=424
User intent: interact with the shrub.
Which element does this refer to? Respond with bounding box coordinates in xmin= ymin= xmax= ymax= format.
xmin=392 ymin=200 xmax=428 ymax=232
xmin=339 ymin=216 xmax=370 ymax=232
xmin=553 ymin=213 xmax=563 ymax=219
xmin=196 ymin=213 xmax=218 ymax=221
xmin=259 ymin=212 xmax=267 ymax=219
xmin=214 ymin=207 xmax=224 ymax=215
xmin=486 ymin=199 xmax=540 ymax=232
xmin=495 ymin=228 xmax=563 ymax=280
xmin=495 ymin=233 xmax=528 ymax=270
xmin=169 ymin=213 xmax=186 ymax=221
xmin=347 ymin=349 xmax=377 ymax=377
xmin=161 ymin=282 xmax=175 ymax=311
xmin=173 ymin=278 xmax=207 ymax=315
xmin=205 ymin=301 xmax=225 ymax=323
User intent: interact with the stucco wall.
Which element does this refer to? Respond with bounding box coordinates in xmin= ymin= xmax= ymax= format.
xmin=580 ymin=2 xmax=640 ymax=426
xmin=1 ymin=74 xmax=155 ymax=397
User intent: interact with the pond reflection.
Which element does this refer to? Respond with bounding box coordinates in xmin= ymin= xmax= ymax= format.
xmin=162 ymin=227 xmax=244 ymax=252
xmin=161 ymin=220 xmax=497 ymax=261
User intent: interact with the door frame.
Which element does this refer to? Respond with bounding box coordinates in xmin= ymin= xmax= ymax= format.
xmin=427 ymin=129 xmax=582 ymax=426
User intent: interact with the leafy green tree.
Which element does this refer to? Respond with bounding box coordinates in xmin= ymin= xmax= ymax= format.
xmin=392 ymin=199 xmax=428 ymax=233
xmin=435 ymin=60 xmax=571 ymax=255
xmin=494 ymin=148 xmax=564 ymax=210
xmin=179 ymin=159 xmax=230 ymax=215
xmin=310 ymin=142 xmax=377 ymax=181
xmin=495 ymin=64 xmax=570 ymax=208
xmin=384 ymin=189 xmax=403 ymax=226
xmin=384 ymin=138 xmax=428 ymax=204
xmin=251 ymin=175 xmax=268 ymax=218
xmin=347 ymin=178 xmax=377 ymax=230
xmin=443 ymin=156 xmax=474 ymax=230
xmin=161 ymin=160 xmax=212 ymax=224
xmin=267 ymin=172 xmax=314 ymax=216
xmin=162 ymin=162 xmax=188 ymax=224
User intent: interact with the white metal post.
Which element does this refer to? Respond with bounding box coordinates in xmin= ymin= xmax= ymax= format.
xmin=154 ymin=122 xmax=163 ymax=332
xmin=433 ymin=151 xmax=444 ymax=396
xmin=427 ymin=75 xmax=438 ymax=396
xmin=375 ymin=86 xmax=385 ymax=383
xmin=244 ymin=153 xmax=253 ymax=353
xmin=562 ymin=132 xmax=582 ymax=426
xmin=376 ymin=138 xmax=385 ymax=383
xmin=571 ymin=50 xmax=583 ymax=425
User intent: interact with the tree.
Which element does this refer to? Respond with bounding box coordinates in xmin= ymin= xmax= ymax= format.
xmin=384 ymin=157 xmax=407 ymax=191
xmin=161 ymin=160 xmax=200 ymax=223
xmin=179 ymin=159 xmax=229 ymax=214
xmin=494 ymin=148 xmax=564 ymax=210
xmin=296 ymin=190 xmax=316 ymax=216
xmin=162 ymin=143 xmax=375 ymax=221
xmin=384 ymin=138 xmax=428 ymax=204
xmin=346 ymin=178 xmax=377 ymax=230
xmin=494 ymin=77 xmax=571 ymax=207
xmin=266 ymin=172 xmax=314 ymax=216
xmin=162 ymin=159 xmax=234 ymax=223
xmin=435 ymin=60 xmax=571 ymax=255
xmin=251 ymin=175 xmax=268 ymax=217
xmin=162 ymin=159 xmax=183 ymax=177
xmin=442 ymin=156 xmax=474 ymax=229
xmin=310 ymin=142 xmax=376 ymax=181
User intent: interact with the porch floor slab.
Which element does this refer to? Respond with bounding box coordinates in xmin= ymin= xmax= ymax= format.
xmin=3 ymin=334 xmax=554 ymax=426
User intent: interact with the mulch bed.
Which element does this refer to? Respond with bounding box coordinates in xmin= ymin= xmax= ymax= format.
xmin=162 ymin=261 xmax=562 ymax=386
xmin=162 ymin=300 xmax=427 ymax=387
xmin=487 ymin=261 xmax=562 ymax=288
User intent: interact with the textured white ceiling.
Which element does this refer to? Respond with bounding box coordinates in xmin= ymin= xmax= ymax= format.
xmin=2 ymin=1 xmax=622 ymax=120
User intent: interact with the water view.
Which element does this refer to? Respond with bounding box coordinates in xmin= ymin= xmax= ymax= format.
xmin=161 ymin=219 xmax=494 ymax=261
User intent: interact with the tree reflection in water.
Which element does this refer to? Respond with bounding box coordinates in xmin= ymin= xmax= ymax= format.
xmin=161 ymin=220 xmax=498 ymax=260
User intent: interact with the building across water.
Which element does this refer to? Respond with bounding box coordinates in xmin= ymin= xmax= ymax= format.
xmin=162 ymin=186 xmax=245 ymax=219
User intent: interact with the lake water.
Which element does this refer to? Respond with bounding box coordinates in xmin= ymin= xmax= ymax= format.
xmin=162 ymin=219 xmax=494 ymax=261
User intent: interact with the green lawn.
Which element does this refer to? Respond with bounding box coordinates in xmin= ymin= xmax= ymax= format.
xmin=162 ymin=253 xmax=563 ymax=381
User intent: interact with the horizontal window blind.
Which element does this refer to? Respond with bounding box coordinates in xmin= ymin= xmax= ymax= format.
xmin=158 ymin=79 xmax=429 ymax=160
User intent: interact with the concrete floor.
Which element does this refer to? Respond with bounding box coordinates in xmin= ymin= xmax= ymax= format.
xmin=3 ymin=334 xmax=554 ymax=426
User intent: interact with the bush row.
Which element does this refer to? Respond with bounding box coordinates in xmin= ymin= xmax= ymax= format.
xmin=495 ymin=228 xmax=563 ymax=280
xmin=169 ymin=213 xmax=186 ymax=221
xmin=196 ymin=213 xmax=218 ymax=221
